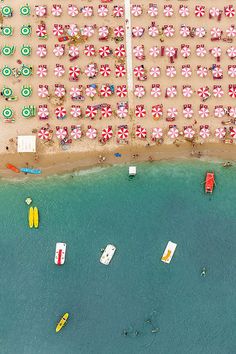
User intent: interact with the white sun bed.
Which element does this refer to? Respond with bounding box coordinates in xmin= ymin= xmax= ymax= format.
xmin=100 ymin=244 xmax=116 ymax=265
xmin=161 ymin=241 xmax=177 ymax=264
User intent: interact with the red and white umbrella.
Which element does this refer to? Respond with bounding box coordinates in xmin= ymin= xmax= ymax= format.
xmin=113 ymin=5 xmax=124 ymax=17
xmin=70 ymin=106 xmax=81 ymax=118
xmin=168 ymin=127 xmax=179 ymax=138
xmin=224 ymin=5 xmax=235 ymax=18
xmin=99 ymin=26 xmax=109 ymax=38
xmin=81 ymin=25 xmax=94 ymax=37
xmin=151 ymin=85 xmax=161 ymax=98
xmin=166 ymin=86 xmax=177 ymax=98
xmin=114 ymin=45 xmax=126 ymax=57
xmin=165 ymin=47 xmax=175 ymax=58
xmin=195 ymin=27 xmax=206 ymax=38
xmin=167 ymin=107 xmax=178 ymax=118
xmin=166 ymin=66 xmax=176 ymax=78
xmin=70 ymin=87 xmax=82 ymax=99
xmin=84 ymin=64 xmax=97 ymax=78
xmin=198 ymin=87 xmax=210 ymax=99
xmin=164 ymin=5 xmax=173 ymax=17
xmin=55 ymin=106 xmax=66 ymax=119
xmin=101 ymin=105 xmax=112 ymax=118
xmin=131 ymin=5 xmax=142 ymax=17
xmin=132 ymin=26 xmax=145 ymax=37
xmin=213 ymin=85 xmax=224 ymax=98
xmin=134 ymin=85 xmax=146 ymax=98
xmin=197 ymin=66 xmax=208 ymax=78
xmin=198 ymin=106 xmax=209 ymax=118
xmin=226 ymin=46 xmax=236 ymax=59
xmin=85 ymin=106 xmax=98 ymax=118
xmin=86 ymin=127 xmax=97 ymax=139
xmin=152 ymin=105 xmax=163 ymax=119
xmin=181 ymin=45 xmax=191 ymax=58
xmin=212 ymin=66 xmax=223 ymax=79
xmin=230 ymin=128 xmax=236 ymax=139
xmin=115 ymin=65 xmax=126 ymax=78
xmin=133 ymin=65 xmax=145 ymax=78
xmin=152 ymin=127 xmax=163 ymax=139
xmin=81 ymin=6 xmax=93 ymax=17
xmin=150 ymin=66 xmax=161 ymax=78
xmin=117 ymin=105 xmax=128 ymax=118
xmin=148 ymin=25 xmax=159 ymax=37
xmin=69 ymin=66 xmax=80 ymax=79
xmin=211 ymin=27 xmax=222 ymax=38
xmin=229 ymin=107 xmax=236 ymax=118
xmin=36 ymin=25 xmax=47 ymax=37
xmin=135 ymin=126 xmax=147 ymax=139
xmin=179 ymin=5 xmax=189 ymax=17
xmin=100 ymin=64 xmax=111 ymax=77
xmin=97 ymin=5 xmax=108 ymax=17
xmin=68 ymin=5 xmax=79 ymax=17
xmin=100 ymin=85 xmax=112 ymax=98
xmin=117 ymin=127 xmax=129 ymax=139
xmin=36 ymin=45 xmax=47 ymax=58
xmin=180 ymin=25 xmax=190 ymax=37
xmin=37 ymin=65 xmax=47 ymax=78
xmin=51 ymin=5 xmax=62 ymax=17
xmin=67 ymin=24 xmax=79 ymax=36
xmin=56 ymin=128 xmax=67 ymax=139
xmin=209 ymin=7 xmax=220 ymax=18
xmin=116 ymin=85 xmax=127 ymax=98
xmin=69 ymin=46 xmax=79 ymax=57
xmin=114 ymin=26 xmax=125 ymax=38
xmin=181 ymin=65 xmax=192 ymax=78
xmin=135 ymin=105 xmax=146 ymax=118
xmin=184 ymin=127 xmax=195 ymax=139
xmin=99 ymin=46 xmax=111 ymax=58
xmin=54 ymin=64 xmax=65 ymax=77
xmin=38 ymin=106 xmax=49 ymax=119
xmin=149 ymin=46 xmax=160 ymax=58
xmin=84 ymin=45 xmax=96 ymax=57
xmin=199 ymin=127 xmax=210 ymax=139
xmin=226 ymin=25 xmax=236 ymax=38
xmin=163 ymin=25 xmax=175 ymax=37
xmin=71 ymin=128 xmax=82 ymax=139
xmin=196 ymin=45 xmax=207 ymax=57
xmin=214 ymin=106 xmax=225 ymax=118
xmin=55 ymin=86 xmax=66 ymax=98
xmin=229 ymin=85 xmax=236 ymax=98
xmin=38 ymin=128 xmax=49 ymax=140
xmin=211 ymin=47 xmax=222 ymax=58
xmin=134 ymin=45 xmax=144 ymax=59
xmin=183 ymin=106 xmax=194 ymax=118
xmin=148 ymin=5 xmax=158 ymax=17
xmin=215 ymin=127 xmax=226 ymax=139
xmin=35 ymin=6 xmax=46 ymax=17
xmin=195 ymin=5 xmax=205 ymax=17
xmin=38 ymin=85 xmax=48 ymax=98
xmin=182 ymin=86 xmax=193 ymax=98
xmin=53 ymin=24 xmax=64 ymax=36
xmin=85 ymin=86 xmax=96 ymax=98
xmin=53 ymin=45 xmax=64 ymax=57
xmin=102 ymin=127 xmax=113 ymax=140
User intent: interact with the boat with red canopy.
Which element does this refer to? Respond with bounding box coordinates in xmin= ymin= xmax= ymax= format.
xmin=205 ymin=172 xmax=215 ymax=193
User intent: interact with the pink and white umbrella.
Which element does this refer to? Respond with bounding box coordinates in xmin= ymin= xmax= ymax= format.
xmin=134 ymin=45 xmax=144 ymax=59
xmin=196 ymin=45 xmax=207 ymax=57
xmin=164 ymin=5 xmax=173 ymax=17
xmin=132 ymin=26 xmax=145 ymax=37
xmin=213 ymin=85 xmax=224 ymax=98
xmin=114 ymin=45 xmax=126 ymax=57
xmin=148 ymin=25 xmax=159 ymax=37
xmin=81 ymin=25 xmax=94 ymax=37
xmin=99 ymin=26 xmax=109 ymax=38
xmin=36 ymin=45 xmax=47 ymax=58
xmin=131 ymin=5 xmax=142 ymax=17
xmin=54 ymin=64 xmax=65 ymax=77
xmin=195 ymin=27 xmax=206 ymax=38
xmin=100 ymin=64 xmax=111 ymax=77
xmin=148 ymin=5 xmax=158 ymax=17
xmin=198 ymin=105 xmax=209 ymax=118
xmin=212 ymin=66 xmax=223 ymax=79
xmin=179 ymin=5 xmax=189 ymax=17
xmin=224 ymin=5 xmax=235 ymax=18
xmin=71 ymin=128 xmax=82 ymax=139
xmin=117 ymin=127 xmax=129 ymax=139
xmin=113 ymin=6 xmax=124 ymax=17
xmin=229 ymin=85 xmax=236 ymax=98
xmin=117 ymin=105 xmax=128 ymax=118
xmin=199 ymin=127 xmax=210 ymax=139
xmin=67 ymin=24 xmax=79 ymax=36
xmin=230 ymin=128 xmax=236 ymax=139
xmin=150 ymin=66 xmax=161 ymax=78
xmin=197 ymin=66 xmax=208 ymax=78
xmin=135 ymin=105 xmax=146 ymax=118
xmin=68 ymin=5 xmax=79 ymax=17
xmin=198 ymin=87 xmax=210 ymax=99
xmin=97 ymin=5 xmax=108 ymax=17
xmin=133 ymin=65 xmax=145 ymax=78
xmin=211 ymin=47 xmax=222 ymax=58
xmin=214 ymin=106 xmax=225 ymax=118
xmin=151 ymin=85 xmax=161 ymax=98
xmin=70 ymin=87 xmax=82 ymax=99
xmin=99 ymin=46 xmax=111 ymax=58
xmin=53 ymin=24 xmax=64 ymax=36
xmin=86 ymin=127 xmax=97 ymax=139
xmin=168 ymin=127 xmax=179 ymax=138
xmin=183 ymin=106 xmax=194 ymax=118
xmin=180 ymin=25 xmax=190 ymax=37
xmin=226 ymin=25 xmax=236 ymax=38
xmin=166 ymin=66 xmax=176 ymax=78
xmin=84 ymin=64 xmax=97 ymax=78
xmin=114 ymin=26 xmax=125 ymax=38
xmin=152 ymin=105 xmax=163 ymax=119
xmin=100 ymin=85 xmax=112 ymax=98
xmin=38 ymin=106 xmax=49 ymax=119
xmin=181 ymin=65 xmax=192 ymax=78
xmin=56 ymin=128 xmax=67 ymax=139
xmin=149 ymin=46 xmax=160 ymax=58
xmin=55 ymin=106 xmax=67 ymax=119
xmin=84 ymin=45 xmax=96 ymax=57
xmin=85 ymin=86 xmax=97 ymax=98
xmin=101 ymin=105 xmax=112 ymax=118
xmin=228 ymin=65 xmax=236 ymax=78
xmin=35 ymin=6 xmax=46 ymax=17
xmin=37 ymin=65 xmax=47 ymax=78
xmin=53 ymin=45 xmax=65 ymax=57
xmin=69 ymin=46 xmax=79 ymax=57
xmin=211 ymin=27 xmax=222 ymax=38
xmin=209 ymin=7 xmax=220 ymax=18
xmin=135 ymin=126 xmax=147 ymax=139
xmin=69 ymin=66 xmax=80 ymax=79
xmin=184 ymin=127 xmax=195 ymax=139
xmin=51 ymin=5 xmax=62 ymax=17
xmin=38 ymin=128 xmax=49 ymax=140
xmin=166 ymin=86 xmax=177 ymax=98
xmin=70 ymin=106 xmax=81 ymax=118
xmin=81 ymin=6 xmax=93 ymax=17
xmin=181 ymin=45 xmax=191 ymax=58
xmin=38 ymin=85 xmax=48 ymax=98
xmin=115 ymin=65 xmax=126 ymax=78
xmin=102 ymin=127 xmax=113 ymax=140
xmin=165 ymin=47 xmax=175 ymax=58
xmin=226 ymin=46 xmax=236 ymax=59
xmin=215 ymin=127 xmax=226 ymax=139
xmin=134 ymin=85 xmax=146 ymax=98
xmin=167 ymin=107 xmax=178 ymax=118
xmin=195 ymin=5 xmax=205 ymax=17
xmin=163 ymin=25 xmax=175 ymax=37
xmin=36 ymin=25 xmax=47 ymax=37
xmin=182 ymin=86 xmax=193 ymax=98
xmin=229 ymin=107 xmax=236 ymax=118
xmin=85 ymin=106 xmax=98 ymax=119
xmin=152 ymin=127 xmax=163 ymax=139
xmin=55 ymin=85 xmax=66 ymax=98
xmin=116 ymin=85 xmax=127 ymax=98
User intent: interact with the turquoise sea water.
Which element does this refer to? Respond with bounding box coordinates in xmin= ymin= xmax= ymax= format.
xmin=1 ymin=161 xmax=236 ymax=354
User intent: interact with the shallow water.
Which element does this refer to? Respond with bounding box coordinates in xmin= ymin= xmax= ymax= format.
xmin=1 ymin=161 xmax=235 ymax=354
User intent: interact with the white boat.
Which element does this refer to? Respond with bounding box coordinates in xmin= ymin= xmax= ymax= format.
xmin=161 ymin=241 xmax=177 ymax=264
xmin=129 ymin=166 xmax=136 ymax=176
xmin=100 ymin=244 xmax=116 ymax=265
xmin=54 ymin=243 xmax=66 ymax=265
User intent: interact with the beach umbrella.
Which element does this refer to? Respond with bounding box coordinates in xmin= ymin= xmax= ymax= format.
xmin=117 ymin=105 xmax=128 ymax=118
xmin=152 ymin=105 xmax=163 ymax=119
xmin=100 ymin=85 xmax=112 ymax=98
xmin=151 ymin=85 xmax=161 ymax=98
xmin=20 ymin=65 xmax=32 ymax=77
xmin=52 ymin=5 xmax=62 ymax=17
xmin=38 ymin=106 xmax=49 ymax=119
xmin=133 ymin=65 xmax=145 ymax=79
xmin=55 ymin=86 xmax=66 ymax=98
xmin=164 ymin=5 xmax=173 ymax=17
xmin=53 ymin=24 xmax=64 ymax=37
xmin=116 ymin=85 xmax=127 ymax=98
xmin=179 ymin=5 xmax=189 ymax=17
xmin=148 ymin=25 xmax=159 ymax=37
xmin=180 ymin=45 xmax=191 ymax=58
xmin=226 ymin=26 xmax=236 ymax=38
xmin=133 ymin=45 xmax=144 ymax=59
xmin=214 ymin=106 xmax=225 ymax=118
xmin=195 ymin=5 xmax=205 ymax=17
xmin=69 ymin=46 xmax=79 ymax=57
xmin=113 ymin=5 xmax=124 ymax=17
xmin=71 ymin=128 xmax=82 ymax=139
xmin=38 ymin=128 xmax=49 ymax=140
xmin=209 ymin=7 xmax=220 ymax=18
xmin=21 ymin=25 xmax=31 ymax=36
xmin=134 ymin=85 xmax=146 ymax=98
xmin=86 ymin=127 xmax=97 ymax=139
xmin=226 ymin=47 xmax=236 ymax=59
xmin=211 ymin=27 xmax=222 ymax=38
xmin=163 ymin=25 xmax=175 ymax=37
xmin=200 ymin=127 xmax=210 ymax=139
xmin=182 ymin=86 xmax=193 ymax=98
xmin=136 ymin=126 xmax=147 ymax=139
xmin=213 ymin=85 xmax=224 ymax=98
xmin=115 ymin=65 xmax=126 ymax=78
xmin=85 ymin=86 xmax=97 ymax=98
xmin=166 ymin=66 xmax=176 ymax=78
xmin=67 ymin=24 xmax=79 ymax=37
xmin=56 ymin=128 xmax=67 ymax=139
xmin=230 ymin=128 xmax=236 ymax=139
xmin=70 ymin=87 xmax=82 ymax=99
xmin=102 ymin=127 xmax=113 ymax=140
xmin=184 ymin=127 xmax=195 ymax=139
xmin=150 ymin=66 xmax=161 ymax=78
xmin=197 ymin=87 xmax=210 ymax=99
xmin=212 ymin=66 xmax=223 ymax=79
xmin=198 ymin=106 xmax=209 ymax=118
xmin=131 ymin=5 xmax=142 ymax=16
xmin=2 ymin=26 xmax=13 ymax=36
xmin=70 ymin=106 xmax=81 ymax=118
xmin=35 ymin=6 xmax=47 ymax=17
xmin=53 ymin=45 xmax=65 ymax=57
xmin=229 ymin=85 xmax=236 ymax=98
xmin=1 ymin=6 xmax=12 ymax=17
xmin=224 ymin=5 xmax=235 ymax=18
xmin=22 ymin=107 xmax=31 ymax=118
xmin=84 ymin=64 xmax=97 ymax=78
xmin=69 ymin=66 xmax=80 ymax=79
xmin=98 ymin=5 xmax=108 ymax=17
xmin=1 ymin=66 xmax=12 ymax=77
xmin=2 ymin=107 xmax=13 ymax=119
xmin=114 ymin=45 xmax=126 ymax=57
xmin=148 ymin=5 xmax=158 ymax=17
xmin=149 ymin=46 xmax=160 ymax=58
xmin=99 ymin=46 xmax=111 ymax=58
xmin=1 ymin=45 xmax=15 ymax=56
xmin=2 ymin=87 xmax=13 ymax=98
xmin=196 ymin=45 xmax=207 ymax=57
xmin=118 ymin=127 xmax=129 ymax=139
xmin=114 ymin=26 xmax=125 ymax=38
xmin=55 ymin=107 xmax=67 ymax=119
xmin=20 ymin=4 xmax=30 ymax=16
xmin=54 ymin=65 xmax=65 ymax=78
xmin=36 ymin=45 xmax=47 ymax=58
xmin=37 ymin=65 xmax=47 ymax=78
xmin=183 ymin=106 xmax=194 ymax=118
xmin=229 ymin=107 xmax=236 ymax=118
xmin=36 ymin=25 xmax=47 ymax=38
xmin=168 ymin=127 xmax=179 ymax=139
xmin=85 ymin=106 xmax=98 ymax=119
xmin=195 ymin=27 xmax=206 ymax=38
xmin=215 ymin=128 xmax=226 ymax=139
xmin=211 ymin=47 xmax=222 ymax=59
xmin=132 ymin=26 xmax=145 ymax=38
xmin=152 ymin=128 xmax=163 ymax=139
xmin=167 ymin=107 xmax=178 ymax=118
xmin=166 ymin=86 xmax=177 ymax=98
xmin=135 ymin=105 xmax=146 ymax=118
xmin=84 ymin=45 xmax=96 ymax=57
xmin=197 ymin=66 xmax=208 ymax=78
xmin=99 ymin=26 xmax=109 ymax=38
xmin=38 ymin=85 xmax=49 ymax=98
xmin=68 ymin=4 xmax=79 ymax=17
xmin=82 ymin=6 xmax=93 ymax=17
xmin=181 ymin=65 xmax=192 ymax=78
xmin=165 ymin=47 xmax=175 ymax=58
xmin=21 ymin=86 xmax=32 ymax=98
xmin=101 ymin=105 xmax=112 ymax=118
xmin=81 ymin=25 xmax=94 ymax=37
xmin=180 ymin=25 xmax=190 ymax=37
xmin=21 ymin=45 xmax=31 ymax=56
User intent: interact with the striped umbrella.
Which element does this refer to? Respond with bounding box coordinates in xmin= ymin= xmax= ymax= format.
xmin=21 ymin=86 xmax=32 ymax=98
xmin=21 ymin=45 xmax=31 ymax=56
xmin=2 ymin=66 xmax=12 ymax=77
xmin=71 ymin=128 xmax=82 ymax=139
xmin=1 ymin=6 xmax=12 ymax=17
xmin=1 ymin=46 xmax=15 ymax=56
xmin=2 ymin=87 xmax=13 ymax=98
xmin=21 ymin=25 xmax=31 ymax=36
xmin=2 ymin=26 xmax=13 ymax=36
xmin=20 ymin=5 xmax=30 ymax=16
xmin=2 ymin=107 xmax=13 ymax=119
xmin=22 ymin=107 xmax=31 ymax=118
xmin=38 ymin=128 xmax=49 ymax=140
xmin=20 ymin=66 xmax=32 ymax=77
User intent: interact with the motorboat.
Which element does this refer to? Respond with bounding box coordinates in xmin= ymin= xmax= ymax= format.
xmin=28 ymin=207 xmax=34 ymax=228
xmin=161 ymin=241 xmax=177 ymax=264
xmin=56 ymin=313 xmax=69 ymax=333
xmin=100 ymin=244 xmax=116 ymax=265
xmin=55 ymin=243 xmax=66 ymax=265
xmin=205 ymin=172 xmax=215 ymax=193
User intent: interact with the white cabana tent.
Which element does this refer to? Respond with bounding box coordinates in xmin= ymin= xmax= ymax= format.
xmin=17 ymin=136 xmax=36 ymax=153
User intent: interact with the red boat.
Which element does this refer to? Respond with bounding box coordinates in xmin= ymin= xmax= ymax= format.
xmin=6 ymin=163 xmax=20 ymax=173
xmin=205 ymin=172 xmax=215 ymax=193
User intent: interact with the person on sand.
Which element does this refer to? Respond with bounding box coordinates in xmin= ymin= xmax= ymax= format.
xmin=148 ymin=156 xmax=153 ymax=162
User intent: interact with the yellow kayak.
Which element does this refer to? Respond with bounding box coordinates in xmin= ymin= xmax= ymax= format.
xmin=28 ymin=207 xmax=34 ymax=228
xmin=33 ymin=207 xmax=39 ymax=228
xmin=56 ymin=313 xmax=69 ymax=333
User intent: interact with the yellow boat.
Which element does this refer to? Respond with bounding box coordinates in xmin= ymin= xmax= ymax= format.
xmin=28 ymin=207 xmax=34 ymax=228
xmin=56 ymin=313 xmax=69 ymax=333
xmin=33 ymin=207 xmax=39 ymax=228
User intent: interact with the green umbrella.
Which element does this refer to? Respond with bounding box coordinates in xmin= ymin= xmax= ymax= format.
xmin=22 ymin=107 xmax=31 ymax=118
xmin=1 ymin=6 xmax=12 ymax=17
xmin=1 ymin=46 xmax=15 ymax=56
xmin=2 ymin=87 xmax=13 ymax=98
xmin=2 ymin=107 xmax=13 ymax=119
xmin=20 ymin=65 xmax=32 ymax=77
xmin=21 ymin=45 xmax=31 ymax=56
xmin=2 ymin=66 xmax=12 ymax=77
xmin=20 ymin=4 xmax=30 ymax=16
xmin=2 ymin=26 xmax=13 ymax=36
xmin=20 ymin=25 xmax=31 ymax=36
xmin=21 ymin=86 xmax=32 ymax=97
